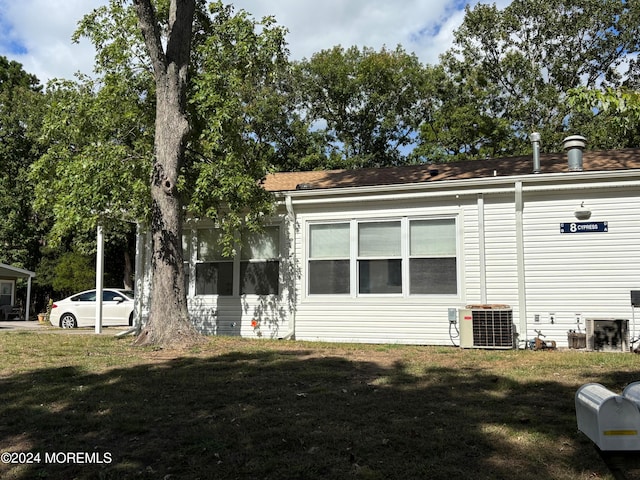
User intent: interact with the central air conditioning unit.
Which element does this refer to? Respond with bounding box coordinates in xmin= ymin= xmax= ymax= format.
xmin=585 ymin=318 xmax=629 ymax=352
xmin=459 ymin=305 xmax=514 ymax=349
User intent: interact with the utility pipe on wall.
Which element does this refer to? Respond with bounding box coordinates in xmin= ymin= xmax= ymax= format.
xmin=477 ymin=194 xmax=487 ymax=304
xmin=283 ymin=195 xmax=296 ymax=340
xmin=515 ymin=181 xmax=528 ymax=346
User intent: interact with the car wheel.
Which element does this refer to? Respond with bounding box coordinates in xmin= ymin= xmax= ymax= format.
xmin=128 ymin=313 xmax=133 ymax=327
xmin=60 ymin=313 xmax=77 ymax=329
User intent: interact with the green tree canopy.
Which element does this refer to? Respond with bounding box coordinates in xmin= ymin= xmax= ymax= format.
xmin=32 ymin=1 xmax=291 ymax=254
xmin=30 ymin=0 xmax=292 ymax=345
xmin=186 ymin=1 xmax=291 ymax=253
xmin=417 ymin=0 xmax=640 ymax=160
xmin=569 ymin=86 xmax=640 ymax=148
xmin=294 ymin=45 xmax=429 ymax=168
xmin=0 ymin=56 xmax=47 ymax=270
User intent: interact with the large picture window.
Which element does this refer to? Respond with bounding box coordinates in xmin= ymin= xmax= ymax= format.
xmin=307 ymin=217 xmax=458 ymax=296
xmin=186 ymin=225 xmax=282 ymax=296
xmin=308 ymin=223 xmax=350 ymax=294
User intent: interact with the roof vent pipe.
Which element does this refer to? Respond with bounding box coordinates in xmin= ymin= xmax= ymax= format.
xmin=530 ymin=132 xmax=541 ymax=173
xmin=563 ymin=135 xmax=587 ymax=172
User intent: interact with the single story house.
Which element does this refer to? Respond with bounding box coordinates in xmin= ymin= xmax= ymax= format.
xmin=137 ymin=138 xmax=640 ymax=349
xmin=0 ymin=263 xmax=35 ymax=321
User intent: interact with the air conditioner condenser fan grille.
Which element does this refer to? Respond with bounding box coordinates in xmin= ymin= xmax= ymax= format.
xmin=459 ymin=306 xmax=514 ymax=349
xmin=472 ymin=310 xmax=514 ymax=347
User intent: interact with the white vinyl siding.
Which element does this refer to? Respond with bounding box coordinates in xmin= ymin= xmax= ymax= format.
xmin=170 ymin=169 xmax=640 ymax=348
xmin=483 ymin=196 xmax=519 ymax=307
xmin=180 ymin=221 xmax=289 ymax=340
xmin=521 ymin=189 xmax=640 ymax=342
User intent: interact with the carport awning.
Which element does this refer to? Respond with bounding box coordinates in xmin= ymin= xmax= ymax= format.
xmin=0 ymin=263 xmax=35 ymax=321
xmin=0 ymin=263 xmax=35 ymax=279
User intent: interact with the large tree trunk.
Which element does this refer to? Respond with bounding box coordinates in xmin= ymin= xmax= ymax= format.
xmin=132 ymin=0 xmax=201 ymax=347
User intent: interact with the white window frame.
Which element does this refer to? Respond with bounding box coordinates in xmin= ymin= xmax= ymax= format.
xmin=307 ymin=222 xmax=352 ymax=296
xmin=184 ymin=223 xmax=283 ymax=298
xmin=357 ymin=220 xmax=403 ymax=296
xmin=407 ymin=217 xmax=458 ymax=296
xmin=305 ymin=216 xmax=459 ymax=298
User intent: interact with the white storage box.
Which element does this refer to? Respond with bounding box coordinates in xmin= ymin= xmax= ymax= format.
xmin=575 ymin=382 xmax=640 ymax=451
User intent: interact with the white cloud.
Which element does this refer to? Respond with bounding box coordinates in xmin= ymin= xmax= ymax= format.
xmin=0 ymin=0 xmax=507 ymax=84
xmin=231 ymin=0 xmax=464 ymax=63
xmin=0 ymin=0 xmax=103 ymax=84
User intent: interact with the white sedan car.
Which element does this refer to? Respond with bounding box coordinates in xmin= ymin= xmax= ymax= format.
xmin=50 ymin=289 xmax=135 ymax=328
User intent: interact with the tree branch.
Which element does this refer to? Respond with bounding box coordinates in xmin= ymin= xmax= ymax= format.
xmin=166 ymin=0 xmax=196 ymax=72
xmin=132 ymin=0 xmax=166 ymax=76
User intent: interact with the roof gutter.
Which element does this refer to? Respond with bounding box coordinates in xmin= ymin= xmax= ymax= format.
xmin=277 ymin=175 xmax=640 ymax=206
xmin=515 ymin=181 xmax=528 ymax=345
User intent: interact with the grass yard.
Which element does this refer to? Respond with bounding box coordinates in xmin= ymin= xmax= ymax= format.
xmin=0 ymin=331 xmax=639 ymax=480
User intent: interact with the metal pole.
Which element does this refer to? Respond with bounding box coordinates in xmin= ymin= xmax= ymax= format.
xmin=95 ymin=225 xmax=104 ymax=334
xmin=25 ymin=275 xmax=32 ymax=321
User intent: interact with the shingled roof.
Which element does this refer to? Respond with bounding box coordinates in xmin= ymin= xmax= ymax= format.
xmin=262 ymin=148 xmax=640 ymax=192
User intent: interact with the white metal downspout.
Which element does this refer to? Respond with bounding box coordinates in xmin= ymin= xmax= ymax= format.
xmin=515 ymin=181 xmax=527 ymax=347
xmin=477 ymin=194 xmax=487 ymax=304
xmin=283 ymin=195 xmax=296 ymax=340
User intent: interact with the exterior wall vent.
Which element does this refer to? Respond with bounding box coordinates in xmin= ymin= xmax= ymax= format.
xmin=563 ymin=135 xmax=587 ymax=172
xmin=459 ymin=304 xmax=514 ymax=349
xmin=530 ymin=132 xmax=541 ymax=173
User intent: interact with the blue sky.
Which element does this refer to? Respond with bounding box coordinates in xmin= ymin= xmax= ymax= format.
xmin=0 ymin=0 xmax=511 ymax=86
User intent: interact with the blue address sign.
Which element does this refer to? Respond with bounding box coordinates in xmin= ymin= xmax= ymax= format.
xmin=560 ymin=221 xmax=608 ymax=234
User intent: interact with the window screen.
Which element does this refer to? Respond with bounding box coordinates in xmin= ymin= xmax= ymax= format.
xmin=309 ymin=223 xmax=350 ymax=295
xmin=358 ymin=222 xmax=402 ymax=294
xmin=240 ymin=227 xmax=280 ymax=295
xmin=409 ymin=219 xmax=457 ymax=294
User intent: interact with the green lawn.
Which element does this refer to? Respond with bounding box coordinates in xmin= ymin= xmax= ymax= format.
xmin=0 ymin=331 xmax=639 ymax=479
